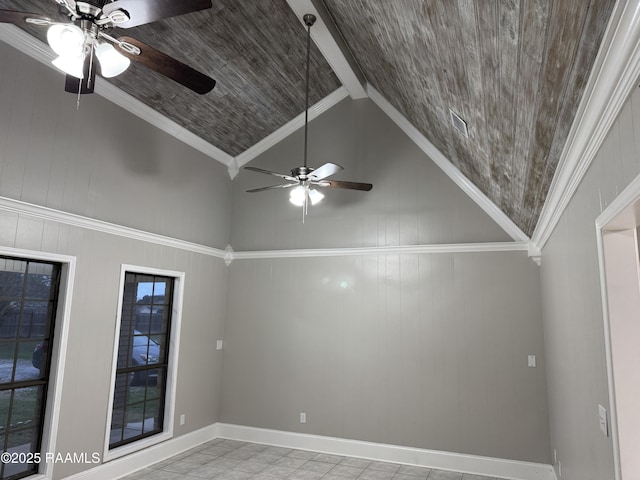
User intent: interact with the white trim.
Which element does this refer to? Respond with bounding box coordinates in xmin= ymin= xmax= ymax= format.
xmin=214 ymin=423 xmax=555 ymax=480
xmin=285 ymin=0 xmax=368 ymax=100
xmin=367 ymin=86 xmax=530 ymax=243
xmin=64 ymin=424 xmax=218 ymax=480
xmin=0 ymin=24 xmax=234 ymax=166
xmin=1 ymin=196 xmax=536 ymax=263
xmin=0 ymin=196 xmax=227 ymax=259
xmin=0 ymin=246 xmax=76 ymax=480
xmin=592 ymin=171 xmax=640 ymax=480
xmin=232 ymin=242 xmax=530 ymax=260
xmin=103 ymin=265 xmax=186 ymax=462
xmin=532 ymin=0 xmax=640 ymax=250
xmin=596 ymin=171 xmax=640 ymax=230
xmin=231 ymin=87 xmax=350 ymax=176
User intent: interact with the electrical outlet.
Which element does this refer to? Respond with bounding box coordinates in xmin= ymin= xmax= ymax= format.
xmin=299 ymin=412 xmax=306 ymax=424
xmin=216 ymin=340 xmax=224 ymax=351
xmin=180 ymin=414 xmax=186 ymax=425
xmin=528 ymin=355 xmax=536 ymax=367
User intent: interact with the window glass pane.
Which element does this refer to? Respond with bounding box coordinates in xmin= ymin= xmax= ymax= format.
xmin=135 ymin=279 xmax=154 ymax=303
xmin=15 ymin=342 xmax=42 ymax=382
xmin=120 ymin=308 xmax=135 ymax=335
xmin=0 ymin=343 xmax=17 ymax=383
xmin=122 ymin=275 xmax=136 ymax=305
xmin=0 ymin=259 xmax=26 ymax=299
xmin=24 ymin=264 xmax=54 ymax=299
xmin=123 ymin=406 xmax=143 ymax=441
xmin=0 ymin=303 xmax=20 ymax=340
xmin=9 ymin=386 xmax=40 ymax=427
xmin=0 ymin=390 xmax=10 ymax=430
xmin=157 ymin=308 xmax=171 ymax=336
xmin=155 ymin=334 xmax=168 ymax=363
xmin=134 ymin=308 xmax=152 ymax=336
xmin=116 ymin=335 xmax=131 ymax=369
xmin=6 ymin=429 xmax=37 ymax=476
xmin=142 ymin=399 xmax=160 ymax=434
xmin=21 ymin=301 xmax=50 ymax=338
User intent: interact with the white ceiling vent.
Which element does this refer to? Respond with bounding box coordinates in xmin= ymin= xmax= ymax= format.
xmin=449 ymin=109 xmax=469 ymax=138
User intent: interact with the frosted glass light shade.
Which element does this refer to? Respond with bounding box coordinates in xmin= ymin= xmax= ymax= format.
xmin=308 ymin=188 xmax=324 ymax=205
xmin=95 ymin=42 xmax=130 ymax=78
xmin=52 ymin=54 xmax=85 ymax=79
xmin=47 ymin=24 xmax=84 ymax=57
xmin=289 ymin=186 xmax=306 ymax=206
xmin=289 ymin=186 xmax=324 ymax=206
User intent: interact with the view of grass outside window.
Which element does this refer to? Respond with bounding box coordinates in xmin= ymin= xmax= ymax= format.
xmin=0 ymin=256 xmax=60 ymax=480
xmin=109 ymin=272 xmax=174 ymax=449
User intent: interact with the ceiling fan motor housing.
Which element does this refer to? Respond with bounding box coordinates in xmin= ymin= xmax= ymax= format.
xmin=291 ymin=166 xmax=313 ymax=181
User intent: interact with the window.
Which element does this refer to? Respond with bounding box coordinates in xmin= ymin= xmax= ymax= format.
xmin=109 ymin=272 xmax=175 ymax=450
xmin=0 ymin=256 xmax=60 ymax=480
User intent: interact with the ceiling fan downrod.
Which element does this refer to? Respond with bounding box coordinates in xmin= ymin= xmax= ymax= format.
xmin=302 ymin=13 xmax=315 ymax=169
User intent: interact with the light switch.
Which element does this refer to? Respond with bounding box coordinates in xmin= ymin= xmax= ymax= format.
xmin=598 ymin=404 xmax=608 ymax=436
xmin=528 ymin=355 xmax=536 ymax=367
xmin=216 ymin=340 xmax=223 ymax=351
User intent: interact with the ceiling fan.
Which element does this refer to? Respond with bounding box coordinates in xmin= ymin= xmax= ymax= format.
xmin=0 ymin=0 xmax=216 ymax=95
xmin=244 ymin=13 xmax=372 ymax=218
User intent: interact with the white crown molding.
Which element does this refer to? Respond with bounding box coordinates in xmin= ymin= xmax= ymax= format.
xmin=230 ymin=87 xmax=350 ymax=178
xmin=531 ymin=0 xmax=640 ymax=250
xmin=367 ymin=86 xmax=530 ymax=244
xmin=214 ymin=423 xmax=556 ymax=480
xmin=232 ymin=241 xmax=530 ymax=260
xmin=285 ymin=0 xmax=368 ymax=100
xmin=0 ymin=24 xmax=234 ymax=166
xmin=0 ymin=195 xmax=228 ymax=259
xmin=1 ymin=195 xmax=535 ymax=264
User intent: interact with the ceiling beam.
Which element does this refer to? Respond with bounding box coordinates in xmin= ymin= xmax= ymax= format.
xmin=286 ymin=0 xmax=368 ymax=99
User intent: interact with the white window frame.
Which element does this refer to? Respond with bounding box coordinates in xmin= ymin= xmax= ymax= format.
xmin=103 ymin=264 xmax=184 ymax=462
xmin=0 ymin=246 xmax=76 ymax=480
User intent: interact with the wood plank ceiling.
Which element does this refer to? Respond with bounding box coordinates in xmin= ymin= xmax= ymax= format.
xmin=0 ymin=0 xmax=617 ymax=237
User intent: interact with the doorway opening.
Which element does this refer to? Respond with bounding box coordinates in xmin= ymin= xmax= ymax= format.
xmin=597 ymin=174 xmax=640 ymax=480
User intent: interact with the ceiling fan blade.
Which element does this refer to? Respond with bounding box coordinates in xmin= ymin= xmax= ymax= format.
xmin=114 ymin=36 xmax=215 ymax=94
xmin=0 ymin=9 xmax=51 ymax=25
xmin=247 ymin=183 xmax=297 ymax=193
xmin=64 ymin=54 xmax=98 ymax=94
xmin=244 ymin=166 xmax=296 ymax=181
xmin=103 ymin=0 xmax=212 ymax=28
xmin=310 ymin=162 xmax=343 ymax=180
xmin=318 ymin=180 xmax=373 ymax=191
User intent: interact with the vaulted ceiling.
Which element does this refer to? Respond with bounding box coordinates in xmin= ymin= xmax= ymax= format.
xmin=0 ymin=0 xmax=618 ymax=238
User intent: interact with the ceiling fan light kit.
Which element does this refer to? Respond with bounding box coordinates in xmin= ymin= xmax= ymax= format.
xmin=245 ymin=13 xmax=373 ymax=221
xmin=0 ymin=0 xmax=216 ymax=95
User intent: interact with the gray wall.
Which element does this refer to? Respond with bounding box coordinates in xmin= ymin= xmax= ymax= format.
xmin=539 ymin=86 xmax=640 ymax=478
xmin=0 ymin=42 xmax=231 ymax=249
xmin=0 ymin=42 xmax=231 ymax=479
xmin=223 ymin=98 xmax=551 ymax=464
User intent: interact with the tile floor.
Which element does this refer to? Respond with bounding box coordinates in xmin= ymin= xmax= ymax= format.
xmin=120 ymin=439 xmax=506 ymax=480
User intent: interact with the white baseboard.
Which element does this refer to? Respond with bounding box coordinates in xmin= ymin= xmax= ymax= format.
xmin=214 ymin=423 xmax=555 ymax=480
xmin=60 ymin=422 xmax=555 ymax=480
xmin=63 ymin=424 xmax=218 ymax=480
